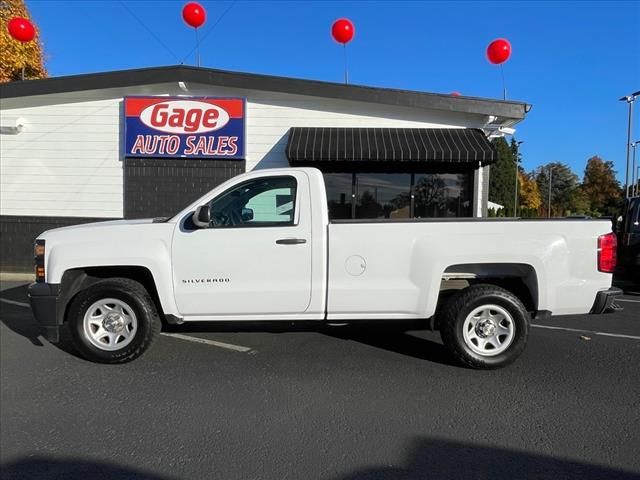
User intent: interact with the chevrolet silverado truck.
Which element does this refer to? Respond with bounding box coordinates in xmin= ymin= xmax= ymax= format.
xmin=29 ymin=167 xmax=622 ymax=368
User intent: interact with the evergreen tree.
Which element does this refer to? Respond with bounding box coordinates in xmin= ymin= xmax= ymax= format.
xmin=534 ymin=163 xmax=579 ymax=216
xmin=488 ymin=137 xmax=517 ymax=209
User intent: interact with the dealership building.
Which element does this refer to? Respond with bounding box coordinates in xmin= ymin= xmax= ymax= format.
xmin=0 ymin=65 xmax=530 ymax=272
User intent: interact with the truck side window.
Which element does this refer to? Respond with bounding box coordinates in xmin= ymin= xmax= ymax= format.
xmin=209 ymin=176 xmax=297 ymax=228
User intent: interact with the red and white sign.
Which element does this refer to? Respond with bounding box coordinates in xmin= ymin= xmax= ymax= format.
xmin=124 ymin=97 xmax=245 ymax=159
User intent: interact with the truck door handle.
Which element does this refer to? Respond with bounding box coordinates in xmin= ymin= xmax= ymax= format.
xmin=276 ymin=238 xmax=307 ymax=245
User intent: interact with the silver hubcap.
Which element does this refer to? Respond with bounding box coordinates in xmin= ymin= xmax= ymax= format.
xmin=83 ymin=298 xmax=137 ymax=351
xmin=462 ymin=304 xmax=515 ymax=357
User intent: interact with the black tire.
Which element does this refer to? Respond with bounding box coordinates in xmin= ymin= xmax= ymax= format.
xmin=439 ymin=284 xmax=530 ymax=369
xmin=67 ymin=278 xmax=161 ymax=363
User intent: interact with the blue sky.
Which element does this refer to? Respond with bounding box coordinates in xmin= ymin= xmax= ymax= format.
xmin=27 ymin=0 xmax=640 ymax=182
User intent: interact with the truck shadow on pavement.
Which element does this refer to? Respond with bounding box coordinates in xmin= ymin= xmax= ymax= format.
xmin=321 ymin=325 xmax=458 ymax=366
xmin=0 ymin=281 xmax=456 ymax=366
xmin=0 ymin=457 xmax=175 ymax=480
xmin=165 ymin=320 xmax=459 ymax=367
xmin=334 ymin=437 xmax=640 ymax=480
xmin=4 ymin=280 xmax=637 ymax=367
xmin=0 ymin=284 xmax=44 ymax=347
xmin=1 ymin=438 xmax=638 ymax=480
xmin=0 ymin=284 xmax=86 ymax=359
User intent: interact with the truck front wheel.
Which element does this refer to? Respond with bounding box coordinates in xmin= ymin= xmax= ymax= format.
xmin=439 ymin=284 xmax=530 ymax=369
xmin=67 ymin=278 xmax=161 ymax=363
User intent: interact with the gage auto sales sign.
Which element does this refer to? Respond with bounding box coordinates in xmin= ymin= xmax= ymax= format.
xmin=124 ymin=97 xmax=245 ymax=159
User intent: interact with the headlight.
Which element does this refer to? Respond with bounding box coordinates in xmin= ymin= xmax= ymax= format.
xmin=34 ymin=239 xmax=45 ymax=282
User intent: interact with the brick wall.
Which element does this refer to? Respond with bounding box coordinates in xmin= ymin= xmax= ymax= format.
xmin=124 ymin=158 xmax=246 ymax=219
xmin=0 ymin=216 xmax=118 ymax=273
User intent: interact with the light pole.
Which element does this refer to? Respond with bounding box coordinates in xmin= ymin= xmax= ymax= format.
xmin=632 ymin=141 xmax=640 ymax=197
xmin=514 ymin=141 xmax=523 ymax=217
xmin=547 ymin=165 xmax=553 ymax=218
xmin=619 ymin=91 xmax=640 ymax=198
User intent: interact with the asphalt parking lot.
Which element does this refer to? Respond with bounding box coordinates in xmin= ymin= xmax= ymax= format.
xmin=1 ymin=280 xmax=639 ymax=480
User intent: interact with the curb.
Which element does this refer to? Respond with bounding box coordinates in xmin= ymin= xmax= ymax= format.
xmin=0 ymin=272 xmax=35 ymax=282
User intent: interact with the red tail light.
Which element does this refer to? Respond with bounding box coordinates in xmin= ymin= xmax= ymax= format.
xmin=597 ymin=232 xmax=617 ymax=273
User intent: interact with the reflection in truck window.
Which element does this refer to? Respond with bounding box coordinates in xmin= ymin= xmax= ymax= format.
xmin=355 ymin=173 xmax=411 ymax=219
xmin=245 ymin=188 xmax=294 ymax=223
xmin=209 ymin=176 xmax=297 ymax=227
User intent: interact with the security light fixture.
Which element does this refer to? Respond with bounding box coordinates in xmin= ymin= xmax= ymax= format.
xmin=619 ymin=91 xmax=640 ymax=102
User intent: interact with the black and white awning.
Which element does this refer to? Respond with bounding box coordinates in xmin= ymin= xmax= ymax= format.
xmin=285 ymin=127 xmax=497 ymax=166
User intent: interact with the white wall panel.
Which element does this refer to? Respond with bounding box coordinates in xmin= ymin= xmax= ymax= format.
xmin=1 ymin=98 xmax=122 ymax=217
xmin=1 ymin=82 xmax=488 ymax=218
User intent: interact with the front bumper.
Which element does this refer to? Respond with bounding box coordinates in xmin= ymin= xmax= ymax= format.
xmin=28 ymin=282 xmax=62 ymax=342
xmin=590 ymin=287 xmax=624 ymax=314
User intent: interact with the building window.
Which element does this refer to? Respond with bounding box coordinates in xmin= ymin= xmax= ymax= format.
xmin=324 ymin=171 xmax=473 ymax=220
xmin=413 ymin=173 xmax=472 ymax=218
xmin=355 ymin=173 xmax=411 ymax=219
xmin=325 ymin=173 xmax=354 ymax=220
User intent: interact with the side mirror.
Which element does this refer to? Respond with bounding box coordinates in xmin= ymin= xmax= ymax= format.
xmin=192 ymin=205 xmax=210 ymax=228
xmin=241 ymin=208 xmax=254 ymax=222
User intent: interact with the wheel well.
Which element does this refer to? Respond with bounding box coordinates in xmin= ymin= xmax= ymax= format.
xmin=59 ymin=266 xmax=164 ymax=324
xmin=440 ymin=263 xmax=539 ymax=312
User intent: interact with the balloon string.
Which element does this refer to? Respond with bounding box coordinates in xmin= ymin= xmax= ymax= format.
xmin=21 ymin=41 xmax=25 ymax=80
xmin=344 ymin=44 xmax=348 ymax=84
xmin=195 ymin=27 xmax=200 ymax=67
xmin=180 ymin=1 xmax=237 ymax=65
xmin=500 ymin=64 xmax=507 ymax=100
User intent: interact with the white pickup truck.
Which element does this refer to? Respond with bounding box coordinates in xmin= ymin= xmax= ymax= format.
xmin=29 ymin=167 xmax=622 ymax=368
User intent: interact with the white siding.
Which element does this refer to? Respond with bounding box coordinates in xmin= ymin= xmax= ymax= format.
xmin=1 ymin=98 xmax=122 ymax=217
xmin=1 ymin=83 xmax=489 ymax=218
xmin=473 ymin=166 xmax=484 ymax=217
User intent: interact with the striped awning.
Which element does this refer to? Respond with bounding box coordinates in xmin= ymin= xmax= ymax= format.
xmin=285 ymin=127 xmax=497 ymax=165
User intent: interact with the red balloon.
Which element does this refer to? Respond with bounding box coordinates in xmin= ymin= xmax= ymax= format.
xmin=7 ymin=17 xmax=35 ymax=43
xmin=450 ymin=92 xmax=462 ymax=97
xmin=331 ymin=18 xmax=355 ymax=44
xmin=486 ymin=38 xmax=511 ymax=65
xmin=182 ymin=2 xmax=206 ymax=28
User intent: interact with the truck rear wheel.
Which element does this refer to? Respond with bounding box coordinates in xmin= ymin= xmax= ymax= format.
xmin=67 ymin=278 xmax=161 ymax=363
xmin=439 ymin=284 xmax=529 ymax=369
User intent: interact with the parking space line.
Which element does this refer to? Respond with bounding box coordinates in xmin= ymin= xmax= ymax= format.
xmin=160 ymin=332 xmax=252 ymax=352
xmin=0 ymin=298 xmax=30 ymax=308
xmin=532 ymin=324 xmax=640 ymax=341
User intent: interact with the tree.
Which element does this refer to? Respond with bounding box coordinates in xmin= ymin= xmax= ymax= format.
xmin=534 ymin=162 xmax=579 ymax=216
xmin=0 ymin=0 xmax=47 ymax=82
xmin=518 ymin=171 xmax=541 ymax=211
xmin=582 ymin=156 xmax=622 ymax=216
xmin=488 ymin=137 xmax=517 ymax=209
xmin=568 ymin=187 xmax=591 ymax=215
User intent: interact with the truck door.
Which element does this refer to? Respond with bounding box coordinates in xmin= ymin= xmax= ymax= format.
xmin=171 ymin=172 xmax=313 ymax=316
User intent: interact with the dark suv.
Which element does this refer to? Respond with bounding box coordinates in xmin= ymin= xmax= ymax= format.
xmin=616 ymin=196 xmax=640 ymax=285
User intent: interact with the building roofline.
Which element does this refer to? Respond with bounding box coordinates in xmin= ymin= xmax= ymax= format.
xmin=0 ymin=65 xmax=531 ymax=119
